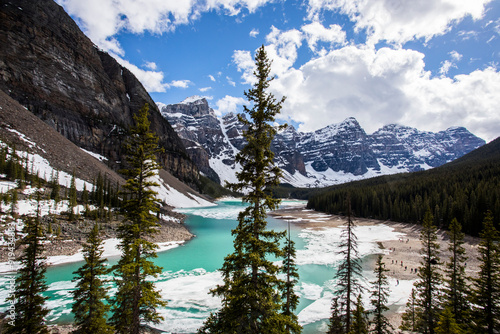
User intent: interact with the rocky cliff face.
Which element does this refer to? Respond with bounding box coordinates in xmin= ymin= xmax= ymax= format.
xmin=160 ymin=97 xmax=486 ymax=188
xmin=0 ymin=0 xmax=198 ymax=186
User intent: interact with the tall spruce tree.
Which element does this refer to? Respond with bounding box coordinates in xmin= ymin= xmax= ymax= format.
xmin=442 ymin=218 xmax=469 ymax=327
xmin=469 ymin=210 xmax=500 ymax=334
xmin=282 ymin=221 xmax=301 ymax=334
xmin=414 ymin=209 xmax=442 ymax=334
xmin=330 ymin=195 xmax=363 ymax=333
xmin=6 ymin=210 xmax=49 ymax=333
xmin=369 ymin=255 xmax=393 ymax=334
xmin=400 ymin=288 xmax=419 ymax=332
xmin=71 ymin=223 xmax=113 ymax=334
xmin=68 ymin=171 xmax=78 ymax=220
xmin=199 ymin=45 xmax=298 ymax=333
xmin=328 ymin=297 xmax=345 ymax=334
xmin=351 ymin=294 xmax=368 ymax=334
xmin=110 ymin=103 xmax=167 ymax=334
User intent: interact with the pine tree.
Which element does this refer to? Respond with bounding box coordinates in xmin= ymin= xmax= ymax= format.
xmin=51 ymin=170 xmax=61 ymax=206
xmin=10 ymin=189 xmax=18 ymax=217
xmin=350 ymin=294 xmax=368 ymax=334
xmin=434 ymin=307 xmax=464 ymax=334
xmin=369 ymin=255 xmax=393 ymax=334
xmin=442 ymin=218 xmax=469 ymax=326
xmin=400 ymin=288 xmax=419 ymax=332
xmin=282 ymin=221 xmax=301 ymax=334
xmin=71 ymin=223 xmax=113 ymax=334
xmin=110 ymin=103 xmax=167 ymax=334
xmin=331 ymin=195 xmax=364 ymax=333
xmin=469 ymin=210 xmax=500 ymax=334
xmin=6 ymin=210 xmax=49 ymax=333
xmin=68 ymin=171 xmax=78 ymax=220
xmin=414 ymin=209 xmax=442 ymax=334
xmin=328 ymin=297 xmax=345 ymax=334
xmin=82 ymin=183 xmax=89 ymax=214
xmin=199 ymin=45 xmax=296 ymax=333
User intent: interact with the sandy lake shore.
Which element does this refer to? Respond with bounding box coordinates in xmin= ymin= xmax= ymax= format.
xmin=270 ymin=205 xmax=482 ymax=330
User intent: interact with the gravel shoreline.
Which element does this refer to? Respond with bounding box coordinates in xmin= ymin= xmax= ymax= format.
xmin=269 ymin=206 xmax=482 ymax=330
xmin=0 ymin=211 xmax=194 ymax=263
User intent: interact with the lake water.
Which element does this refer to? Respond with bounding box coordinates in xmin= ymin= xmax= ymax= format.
xmin=0 ymin=199 xmax=409 ymax=333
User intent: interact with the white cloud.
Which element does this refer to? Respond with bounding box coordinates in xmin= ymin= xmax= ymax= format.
xmin=301 ymin=21 xmax=346 ymax=54
xmin=208 ymin=74 xmax=216 ymax=82
xmin=439 ymin=60 xmax=456 ymax=75
xmin=226 ymin=76 xmax=236 ymax=86
xmin=113 ymin=56 xmax=169 ymax=92
xmin=269 ymin=45 xmax=500 ymax=141
xmin=57 ymin=0 xmax=274 ymax=54
xmin=249 ymin=28 xmax=259 ymax=37
xmin=439 ymin=51 xmax=463 ymax=76
xmin=199 ymin=87 xmax=212 ymax=92
xmin=449 ymin=50 xmax=463 ymax=62
xmin=169 ymin=80 xmax=192 ymax=88
xmin=232 ymin=50 xmax=255 ymax=84
xmin=265 ymin=26 xmax=303 ymax=76
xmin=144 ymin=61 xmax=158 ymax=70
xmin=214 ymin=95 xmax=246 ymax=116
xmin=306 ymin=0 xmax=494 ymax=45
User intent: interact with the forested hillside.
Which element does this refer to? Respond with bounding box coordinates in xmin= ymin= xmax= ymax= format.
xmin=307 ymin=137 xmax=500 ymax=236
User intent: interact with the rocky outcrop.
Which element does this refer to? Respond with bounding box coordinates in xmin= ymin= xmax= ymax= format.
xmin=0 ymin=0 xmax=198 ymax=186
xmin=160 ymin=97 xmax=486 ymax=188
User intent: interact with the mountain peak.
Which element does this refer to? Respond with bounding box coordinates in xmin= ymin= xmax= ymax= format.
xmin=181 ymin=96 xmax=207 ymax=105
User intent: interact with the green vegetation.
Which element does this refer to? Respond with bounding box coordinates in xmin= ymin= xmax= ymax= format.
xmin=328 ymin=196 xmax=364 ymax=333
xmin=307 ymin=137 xmax=500 ymax=236
xmin=369 ymin=255 xmax=393 ymax=334
xmin=199 ymin=45 xmax=301 ymax=333
xmin=71 ymin=223 xmax=113 ymax=334
xmin=6 ymin=206 xmax=49 ymax=334
xmin=413 ymin=210 xmax=442 ymax=334
xmin=110 ymin=104 xmax=167 ymax=334
xmin=469 ymin=211 xmax=500 ymax=333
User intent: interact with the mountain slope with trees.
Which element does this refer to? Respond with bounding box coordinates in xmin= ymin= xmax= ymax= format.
xmin=307 ymin=137 xmax=500 ymax=236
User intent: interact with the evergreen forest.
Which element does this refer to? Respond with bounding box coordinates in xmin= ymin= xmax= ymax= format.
xmin=307 ymin=137 xmax=500 ymax=236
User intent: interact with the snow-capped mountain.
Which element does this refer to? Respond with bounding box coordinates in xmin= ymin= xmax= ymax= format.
xmin=159 ymin=97 xmax=485 ymax=188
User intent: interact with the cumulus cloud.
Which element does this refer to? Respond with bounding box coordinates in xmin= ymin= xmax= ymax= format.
xmin=199 ymin=87 xmax=212 ymax=92
xmin=56 ymin=0 xmax=274 ymax=53
xmin=306 ymin=0 xmax=494 ymax=45
xmin=265 ymin=26 xmax=303 ymax=76
xmin=269 ymin=45 xmax=500 ymax=141
xmin=301 ymin=21 xmax=346 ymax=54
xmin=233 ymin=50 xmax=255 ymax=84
xmin=169 ymin=80 xmax=192 ymax=88
xmin=208 ymin=74 xmax=216 ymax=82
xmin=214 ymin=95 xmax=247 ymax=116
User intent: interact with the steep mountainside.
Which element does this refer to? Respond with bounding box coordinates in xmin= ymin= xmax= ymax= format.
xmin=0 ymin=89 xmax=124 ymax=186
xmin=160 ymin=97 xmax=485 ymax=188
xmin=0 ymin=89 xmax=212 ymax=208
xmin=0 ymin=0 xmax=198 ymax=186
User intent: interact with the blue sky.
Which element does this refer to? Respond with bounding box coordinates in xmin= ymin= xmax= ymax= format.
xmin=56 ymin=0 xmax=500 ymax=142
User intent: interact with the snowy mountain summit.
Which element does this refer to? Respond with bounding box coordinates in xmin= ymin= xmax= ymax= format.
xmin=159 ymin=97 xmax=485 ymax=188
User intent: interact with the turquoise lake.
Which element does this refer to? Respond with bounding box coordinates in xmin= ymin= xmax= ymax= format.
xmin=0 ymin=199 xmax=404 ymax=333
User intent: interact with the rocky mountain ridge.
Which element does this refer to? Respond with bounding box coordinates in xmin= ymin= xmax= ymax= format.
xmin=0 ymin=0 xmax=198 ymax=187
xmin=160 ymin=97 xmax=486 ymax=188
